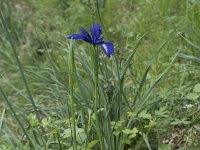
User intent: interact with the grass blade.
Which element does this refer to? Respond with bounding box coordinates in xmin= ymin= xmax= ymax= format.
xmin=132 ymin=37 xmax=171 ymax=108
xmin=179 ymin=33 xmax=200 ymax=51
xmin=121 ymin=34 xmax=145 ymax=80
xmin=135 ymin=51 xmax=180 ymax=113
xmin=0 ymin=11 xmax=46 ymax=140
xmin=141 ymin=133 xmax=152 ymax=150
xmin=0 ymin=109 xmax=5 ymax=134
xmin=178 ymin=53 xmax=200 ymax=64
xmin=0 ymin=86 xmax=34 ymax=148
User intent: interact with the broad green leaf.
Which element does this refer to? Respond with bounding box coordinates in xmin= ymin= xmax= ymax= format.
xmin=131 ymin=127 xmax=138 ymax=134
xmin=113 ymin=130 xmax=121 ymax=136
xmin=155 ymin=107 xmax=169 ymax=116
xmin=62 ymin=128 xmax=71 ymax=138
xmin=129 ymin=133 xmax=137 ymax=139
xmin=28 ymin=113 xmax=39 ymax=127
xmin=145 ymin=120 xmax=157 ymax=128
xmin=122 ymin=127 xmax=138 ymax=135
xmin=138 ymin=110 xmax=152 ymax=119
xmin=76 ymin=128 xmax=86 ymax=143
xmin=41 ymin=117 xmax=51 ymax=127
xmin=129 ymin=127 xmax=138 ymax=139
xmin=120 ymin=137 xmax=131 ymax=145
xmin=127 ymin=111 xmax=136 ymax=118
xmin=193 ymin=83 xmax=200 ymax=93
xmin=122 ymin=129 xmax=132 ymax=135
xmin=158 ymin=144 xmax=171 ymax=150
xmin=186 ymin=93 xmax=199 ymax=101
xmin=171 ymin=118 xmax=190 ymax=125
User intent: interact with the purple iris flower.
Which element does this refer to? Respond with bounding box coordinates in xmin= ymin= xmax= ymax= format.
xmin=67 ymin=24 xmax=114 ymax=58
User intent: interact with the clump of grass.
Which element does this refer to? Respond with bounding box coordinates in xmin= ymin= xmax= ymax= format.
xmin=1 ymin=0 xmax=200 ymax=149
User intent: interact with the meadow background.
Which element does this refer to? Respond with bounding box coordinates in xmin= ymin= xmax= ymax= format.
xmin=0 ymin=0 xmax=200 ymax=149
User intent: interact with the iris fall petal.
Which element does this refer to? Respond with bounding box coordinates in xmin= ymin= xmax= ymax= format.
xmin=67 ymin=34 xmax=84 ymax=40
xmin=100 ymin=42 xmax=114 ymax=57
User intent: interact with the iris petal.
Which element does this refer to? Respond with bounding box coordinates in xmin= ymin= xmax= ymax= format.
xmin=95 ymin=36 xmax=105 ymax=45
xmin=100 ymin=42 xmax=114 ymax=57
xmin=67 ymin=34 xmax=84 ymax=40
xmin=90 ymin=24 xmax=102 ymax=43
xmin=81 ymin=28 xmax=93 ymax=43
xmin=67 ymin=24 xmax=115 ymax=58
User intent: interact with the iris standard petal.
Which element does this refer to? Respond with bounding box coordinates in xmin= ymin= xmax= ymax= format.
xmin=67 ymin=34 xmax=84 ymax=40
xmin=90 ymin=24 xmax=102 ymax=42
xmin=81 ymin=28 xmax=93 ymax=44
xmin=100 ymin=42 xmax=114 ymax=57
xmin=94 ymin=36 xmax=105 ymax=45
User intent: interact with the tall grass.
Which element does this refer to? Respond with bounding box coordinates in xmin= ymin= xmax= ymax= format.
xmin=1 ymin=11 xmax=47 ymax=148
xmin=1 ymin=0 xmax=200 ymax=149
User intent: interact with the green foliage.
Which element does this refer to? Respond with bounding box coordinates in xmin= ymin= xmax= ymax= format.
xmin=1 ymin=0 xmax=200 ymax=149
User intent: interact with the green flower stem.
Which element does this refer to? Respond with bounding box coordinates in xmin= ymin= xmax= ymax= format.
xmin=92 ymin=46 xmax=104 ymax=150
xmin=69 ymin=43 xmax=77 ymax=150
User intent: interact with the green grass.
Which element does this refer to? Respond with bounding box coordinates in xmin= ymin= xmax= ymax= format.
xmin=0 ymin=0 xmax=200 ymax=149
